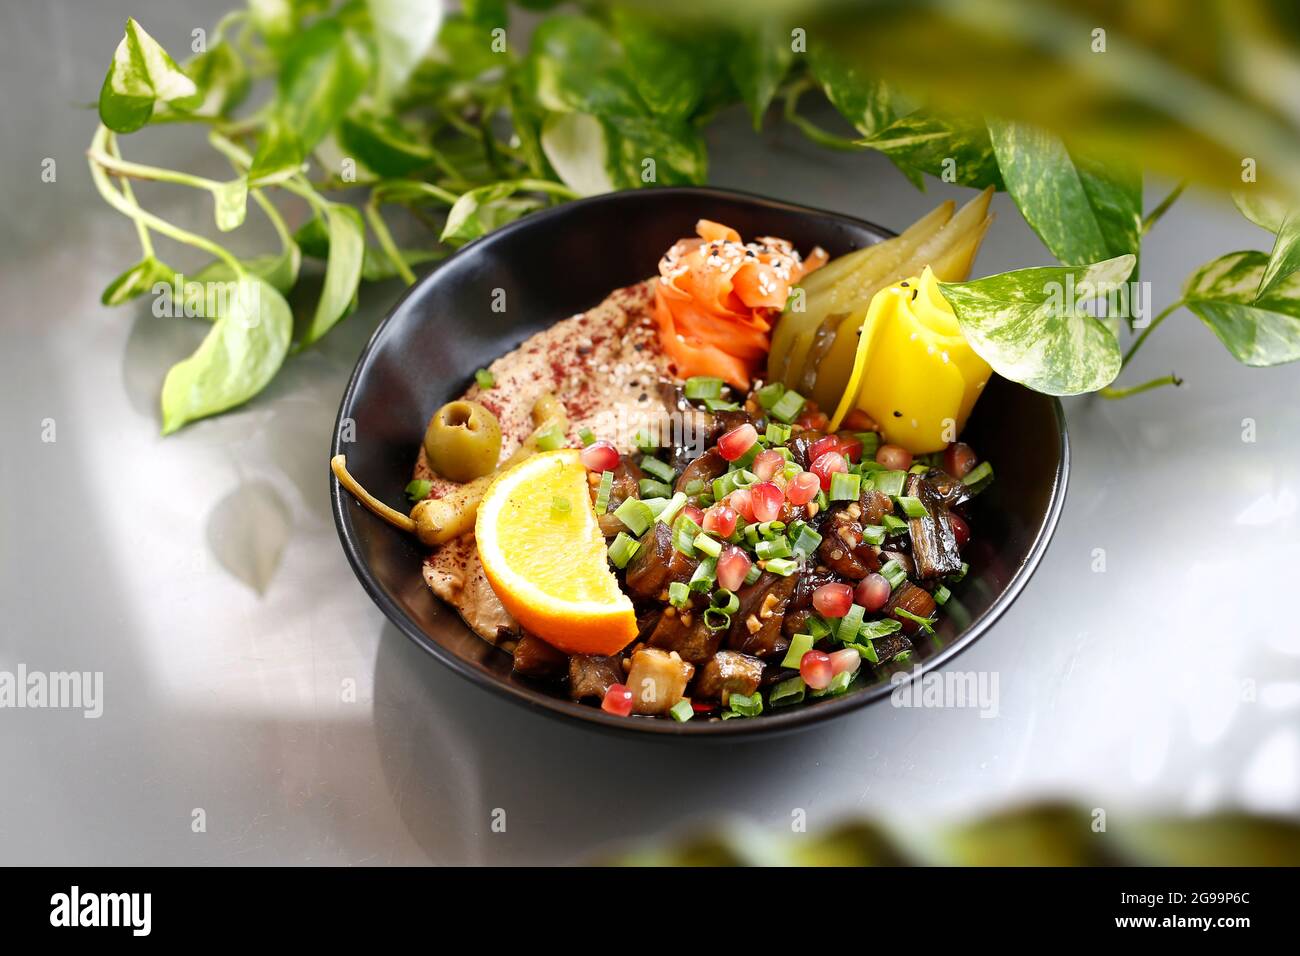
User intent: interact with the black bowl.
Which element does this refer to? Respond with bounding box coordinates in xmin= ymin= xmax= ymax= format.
xmin=331 ymin=186 xmax=1068 ymax=737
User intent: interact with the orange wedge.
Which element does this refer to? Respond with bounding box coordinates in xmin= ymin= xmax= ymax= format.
xmin=475 ymin=449 xmax=637 ymax=656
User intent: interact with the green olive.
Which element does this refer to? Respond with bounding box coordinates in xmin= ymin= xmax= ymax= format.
xmin=423 ymin=400 xmax=502 ymax=483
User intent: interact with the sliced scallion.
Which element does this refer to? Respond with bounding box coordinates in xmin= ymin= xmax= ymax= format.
xmin=607 ymin=532 xmax=640 ymax=569
xmin=896 ymin=495 xmax=927 ymax=518
xmin=613 ymin=497 xmax=653 ymax=536
xmin=535 ymin=425 xmax=566 ymax=451
xmin=933 ymin=584 xmax=952 ymax=606
xmin=702 ymin=607 xmax=731 ymax=631
xmin=711 ymin=588 xmax=740 ymax=615
xmin=669 ymin=698 xmax=694 ymax=722
xmin=769 ymin=676 xmax=806 ymax=708
xmin=790 ymin=524 xmax=823 ymax=558
xmin=684 ymin=375 xmax=724 ymax=400
xmin=578 ymin=426 xmax=596 ymax=446
xmin=861 ymin=524 xmax=886 ymax=546
xmin=875 ymin=469 xmax=906 ymax=497
xmin=881 ymin=513 xmax=908 ymax=534
xmin=894 ymin=607 xmax=935 ymax=634
xmin=837 ymin=603 xmax=865 ymax=643
xmin=755 ymin=381 xmax=785 ymax=410
xmin=755 ymin=536 xmax=792 ymax=561
xmin=765 ymin=421 xmax=792 ymax=445
xmin=594 ymin=470 xmax=614 ymax=512
xmin=638 ymin=477 xmax=673 ymax=499
xmin=693 ymin=532 xmax=723 ymax=558
xmin=962 ymin=461 xmax=994 ymax=494
xmin=690 ymin=556 xmax=718 ymax=592
xmin=728 ymin=691 xmax=763 ymax=717
xmin=879 ymin=559 xmax=908 ymax=590
xmin=668 ymin=581 xmax=691 ymax=608
xmin=763 ymin=557 xmax=799 ymax=576
xmin=474 ymin=368 xmax=495 ymax=389
xmin=672 ymin=514 xmax=702 ymax=556
xmin=769 ymin=388 xmax=806 ymax=424
xmin=829 ymin=471 xmax=861 ymax=502
xmin=782 ymin=633 xmax=814 ymax=669
xmin=657 ymin=491 xmax=688 ymax=525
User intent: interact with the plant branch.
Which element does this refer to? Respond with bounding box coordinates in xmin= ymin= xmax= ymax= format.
xmin=1141 ymin=181 xmax=1187 ymax=235
xmin=1122 ymin=299 xmax=1184 ymax=367
xmin=1099 ymin=373 xmax=1183 ymax=399
xmin=365 ymin=201 xmax=417 ymax=286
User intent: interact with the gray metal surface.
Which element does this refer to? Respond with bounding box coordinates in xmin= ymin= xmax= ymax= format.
xmin=2 ymin=2 xmax=1297 ymax=864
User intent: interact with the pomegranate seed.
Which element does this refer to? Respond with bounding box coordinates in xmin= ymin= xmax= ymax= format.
xmin=837 ymin=435 xmax=864 ymax=463
xmin=786 ymin=471 xmax=821 ymax=506
xmin=829 ymin=647 xmax=861 ymax=676
xmin=854 ymin=573 xmax=891 ymax=612
xmin=727 ymin=488 xmax=756 ymax=522
xmin=943 ymin=442 xmax=978 ymax=479
xmin=810 ymin=450 xmax=848 ymax=491
xmin=841 ymin=409 xmax=876 ymax=431
xmin=809 ymin=435 xmax=841 ymax=462
xmin=580 ymin=440 xmax=619 ymax=472
xmin=800 ymin=650 xmax=834 ymax=690
xmin=876 ymin=443 xmax=912 ymax=471
xmin=751 ymin=482 xmax=784 ymax=522
xmin=812 ymin=582 xmax=854 ymax=617
xmin=949 ymin=513 xmax=971 ymax=549
xmin=601 ymin=683 xmax=634 ymax=717
xmin=753 ymin=448 xmax=785 ymax=482
xmin=683 ymin=504 xmax=705 ymax=527
xmin=702 ymin=504 xmax=739 ymax=538
xmin=717 ymin=423 xmax=758 ymax=462
xmin=716 ymin=546 xmax=752 ymax=591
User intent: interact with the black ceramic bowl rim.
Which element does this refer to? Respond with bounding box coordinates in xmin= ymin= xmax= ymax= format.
xmin=331 ymin=185 xmax=1069 ymax=738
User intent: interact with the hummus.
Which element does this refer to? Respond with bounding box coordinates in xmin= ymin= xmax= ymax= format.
xmin=417 ymin=279 xmax=678 ymax=642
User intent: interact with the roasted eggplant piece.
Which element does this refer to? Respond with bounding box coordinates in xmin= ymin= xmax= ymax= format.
xmin=886 ymin=581 xmax=938 ymax=634
xmin=647 ymin=605 xmax=724 ymax=664
xmin=626 ymin=647 xmax=694 ymax=715
xmin=624 ymin=521 xmax=698 ymax=600
xmin=675 ymin=448 xmax=727 ymax=496
xmin=859 ymin=488 xmax=894 ymax=526
xmin=922 ymin=468 xmax=973 ymax=508
xmin=512 ymin=633 xmax=568 ymax=679
xmin=569 ymin=654 xmax=625 ymax=700
xmin=728 ymin=573 xmax=797 ymax=658
xmin=905 ymin=473 xmax=962 ymax=579
xmin=817 ymin=508 xmax=881 ymax=579
xmin=868 ymin=633 xmax=913 ymax=665
xmin=694 ymin=651 xmax=764 ymax=704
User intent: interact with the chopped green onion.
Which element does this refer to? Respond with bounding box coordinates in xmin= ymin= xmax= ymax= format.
xmin=782 ymin=633 xmax=814 ymax=669
xmin=684 ymin=375 xmax=725 ymax=400
xmin=856 ymin=432 xmax=881 ymax=457
xmin=894 ymin=607 xmax=935 ymax=634
xmin=861 ymin=524 xmax=886 ymax=546
xmin=743 ymin=563 xmax=762 ymax=585
xmin=728 ymin=691 xmax=763 ymax=717
xmin=769 ymin=676 xmax=806 ymax=708
xmin=933 ymin=585 xmax=952 ymax=606
xmin=657 ymin=491 xmax=688 ymax=525
xmin=578 ymin=426 xmax=596 ymax=446
xmin=668 ymin=581 xmax=691 ymax=608
xmin=474 ymin=368 xmax=495 ymax=389
xmin=634 ymin=429 xmax=657 ymax=452
xmin=693 ymin=532 xmax=723 ymax=558
xmin=962 ymin=461 xmax=994 ymax=494
xmin=536 ymin=425 xmax=566 ymax=451
xmin=755 ymin=536 xmax=792 ymax=561
xmin=812 ymin=670 xmax=853 ymax=697
xmin=909 ymin=463 xmax=929 ymax=475
xmin=949 ymin=561 xmax=970 ymax=583
xmin=757 ymin=520 xmax=786 ymax=538
xmin=673 ymin=514 xmax=702 ymax=556
xmin=743 ymin=523 xmax=760 ymax=548
xmin=594 ymin=470 xmax=614 ymax=512
xmin=703 ymin=398 xmax=740 ymax=412
xmin=782 ymin=460 xmax=802 ymax=482
xmin=730 ymin=444 xmax=760 ymax=471
xmin=765 ymin=421 xmax=792 ymax=445
xmin=641 ymin=496 xmax=670 ymax=517
xmin=858 ymin=459 xmax=886 ymax=474
xmin=690 ymin=556 xmax=718 ymax=592
xmin=860 ymin=619 xmax=903 ymax=640
xmin=613 ymin=497 xmax=653 ymax=536
xmin=763 ymin=557 xmax=799 ymax=576
xmin=711 ymin=588 xmax=740 ymax=615
xmin=790 ymin=524 xmax=823 ymax=558
xmin=875 ymin=469 xmax=906 ymax=497
xmin=837 ymin=603 xmax=865 ymax=643
xmin=805 ymin=614 xmax=832 ymax=639
xmin=702 ymin=607 xmax=731 ymax=631
xmin=669 ymin=698 xmax=694 ymax=722
xmin=882 ymin=513 xmax=908 ymax=534
xmin=850 ymin=640 xmax=880 ymax=664
xmin=551 ymin=495 xmax=571 ymax=517
xmin=769 ymin=388 xmax=806 ymax=424
xmin=755 ymin=381 xmax=785 ymax=410
xmin=638 ymin=477 xmax=673 ymax=499
xmin=405 ymin=479 xmax=433 ymax=502
xmin=683 ymin=479 xmax=706 ymax=496
xmin=880 ymin=559 xmax=908 ymax=590
xmin=814 ymin=490 xmax=829 ymax=512
xmin=639 ymin=456 xmax=676 ymax=483
xmin=897 ymin=495 xmax=928 ymax=518
xmin=829 ymin=471 xmax=862 ymax=502
xmin=607 ymin=532 xmax=640 ymax=569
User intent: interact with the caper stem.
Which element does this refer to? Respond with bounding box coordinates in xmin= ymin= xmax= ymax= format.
xmin=331 ymin=455 xmax=417 ymax=534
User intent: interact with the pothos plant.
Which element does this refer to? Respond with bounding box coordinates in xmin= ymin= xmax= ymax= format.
xmin=90 ymin=1 xmax=1300 ymax=433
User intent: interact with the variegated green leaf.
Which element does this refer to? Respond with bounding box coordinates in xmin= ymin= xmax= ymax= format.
xmin=1184 ymin=251 xmax=1300 ymax=366
xmin=939 ymin=256 xmax=1136 ymax=395
xmin=100 ymin=255 xmax=176 ymax=307
xmin=299 ymin=204 xmax=365 ymax=346
xmin=987 ymin=120 xmax=1141 ymax=268
xmin=857 ymin=113 xmax=1002 ymax=188
xmin=160 ymin=276 xmax=293 ymax=433
xmin=1257 ymin=214 xmax=1300 ymax=301
xmin=98 ymin=19 xmax=198 ymax=133
xmin=727 ymin=20 xmax=793 ymax=130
